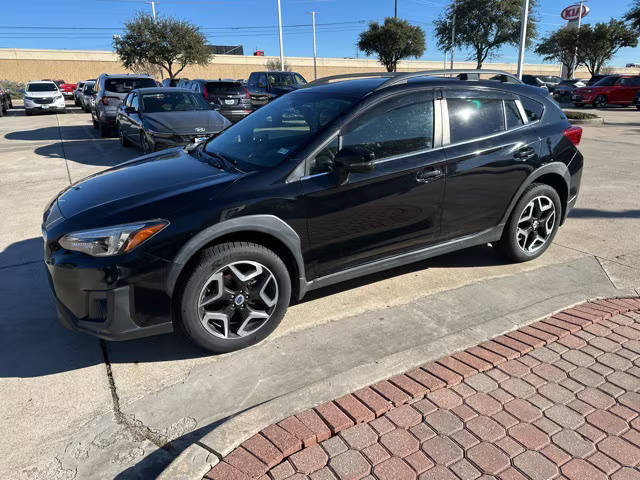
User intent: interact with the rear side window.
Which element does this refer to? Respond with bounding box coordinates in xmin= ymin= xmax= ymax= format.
xmin=519 ymin=97 xmax=544 ymax=122
xmin=342 ymin=92 xmax=434 ymax=160
xmin=447 ymin=97 xmax=504 ymax=143
xmin=105 ymin=77 xmax=156 ymax=93
xmin=505 ymin=100 xmax=524 ymax=129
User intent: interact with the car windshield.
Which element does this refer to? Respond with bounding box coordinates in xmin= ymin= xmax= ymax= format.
xmin=105 ymin=77 xmax=157 ymax=93
xmin=27 ymin=83 xmax=58 ymax=92
xmin=204 ymin=91 xmax=357 ymax=170
xmin=140 ymin=92 xmax=210 ymax=112
xmin=593 ymin=76 xmax=619 ymax=87
xmin=267 ymin=72 xmax=306 ymax=87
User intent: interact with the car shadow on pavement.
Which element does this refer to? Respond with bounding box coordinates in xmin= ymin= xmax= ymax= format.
xmin=6 ymin=125 xmax=99 ymax=141
xmin=0 ymin=238 xmax=511 ymax=379
xmin=569 ymin=208 xmax=640 ymax=219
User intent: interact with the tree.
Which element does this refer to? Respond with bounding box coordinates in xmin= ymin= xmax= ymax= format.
xmin=357 ymin=18 xmax=426 ymax=72
xmin=624 ymin=0 xmax=640 ymax=31
xmin=265 ymin=58 xmax=292 ymax=71
xmin=113 ymin=13 xmax=211 ymax=80
xmin=535 ymin=27 xmax=579 ymax=78
xmin=576 ymin=20 xmax=638 ymax=75
xmin=434 ymin=0 xmax=537 ymax=69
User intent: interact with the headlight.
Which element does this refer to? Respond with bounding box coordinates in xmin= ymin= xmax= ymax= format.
xmin=58 ymin=220 xmax=168 ymax=257
xmin=147 ymin=129 xmax=173 ymax=138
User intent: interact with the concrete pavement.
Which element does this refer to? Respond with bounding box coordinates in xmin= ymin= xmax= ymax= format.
xmin=1 ymin=102 xmax=639 ymax=479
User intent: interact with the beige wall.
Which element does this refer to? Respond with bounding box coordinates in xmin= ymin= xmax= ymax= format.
xmin=0 ymin=48 xmax=636 ymax=83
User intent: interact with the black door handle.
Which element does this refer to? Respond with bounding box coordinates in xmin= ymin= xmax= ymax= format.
xmin=514 ymin=147 xmax=536 ymax=160
xmin=416 ymin=168 xmax=443 ymax=183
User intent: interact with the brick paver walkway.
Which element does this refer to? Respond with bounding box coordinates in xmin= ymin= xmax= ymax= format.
xmin=205 ymin=299 xmax=640 ymax=480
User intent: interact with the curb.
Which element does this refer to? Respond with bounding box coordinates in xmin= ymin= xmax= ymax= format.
xmin=160 ymin=297 xmax=640 ymax=479
xmin=563 ymin=111 xmax=605 ymax=125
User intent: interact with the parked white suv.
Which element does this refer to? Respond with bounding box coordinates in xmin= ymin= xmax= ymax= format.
xmin=24 ymin=81 xmax=66 ymax=115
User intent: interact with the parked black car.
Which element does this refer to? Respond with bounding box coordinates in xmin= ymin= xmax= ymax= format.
xmin=0 ymin=86 xmax=12 ymax=116
xmin=116 ymin=88 xmax=230 ymax=153
xmin=521 ymin=75 xmax=560 ymax=93
xmin=43 ymin=70 xmax=583 ymax=353
xmin=161 ymin=78 xmax=185 ymax=87
xmin=187 ymin=79 xmax=253 ymax=122
xmin=247 ymin=71 xmax=307 ymax=107
xmin=552 ymin=79 xmax=587 ymax=102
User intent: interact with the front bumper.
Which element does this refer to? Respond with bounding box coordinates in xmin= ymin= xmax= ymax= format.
xmin=44 ymin=245 xmax=174 ymax=341
xmin=571 ymin=93 xmax=595 ymax=104
xmin=24 ymin=97 xmax=66 ymax=112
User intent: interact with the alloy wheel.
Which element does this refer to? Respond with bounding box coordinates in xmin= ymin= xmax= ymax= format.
xmin=197 ymin=261 xmax=279 ymax=339
xmin=516 ymin=195 xmax=556 ymax=253
xmin=594 ymin=95 xmax=607 ymax=108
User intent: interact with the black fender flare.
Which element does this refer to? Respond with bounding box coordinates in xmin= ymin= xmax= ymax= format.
xmin=165 ymin=214 xmax=307 ymax=299
xmin=499 ymin=162 xmax=571 ymax=227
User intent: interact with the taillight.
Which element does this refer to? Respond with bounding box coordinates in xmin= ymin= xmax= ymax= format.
xmin=202 ymin=88 xmax=209 ymax=100
xmin=243 ymin=87 xmax=250 ymax=99
xmin=101 ymin=95 xmax=119 ymax=106
xmin=564 ymin=126 xmax=582 ymax=146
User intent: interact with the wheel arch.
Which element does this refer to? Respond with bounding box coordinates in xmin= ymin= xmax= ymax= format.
xmin=500 ymin=162 xmax=570 ymax=228
xmin=166 ymin=215 xmax=308 ymax=304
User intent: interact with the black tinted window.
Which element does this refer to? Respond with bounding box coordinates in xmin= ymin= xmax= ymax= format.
xmin=593 ymin=76 xmax=618 ymax=87
xmin=505 ymin=100 xmax=524 ymax=129
xmin=206 ymin=82 xmax=244 ymax=95
xmin=105 ymin=77 xmax=156 ymax=93
xmin=342 ymin=93 xmax=434 ymax=159
xmin=27 ymin=83 xmax=58 ymax=92
xmin=141 ymin=92 xmax=209 ymax=112
xmin=448 ymin=97 xmax=504 ymax=143
xmin=520 ymin=96 xmax=544 ymax=122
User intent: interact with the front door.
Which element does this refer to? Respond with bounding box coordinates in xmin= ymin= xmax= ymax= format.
xmin=302 ymin=90 xmax=446 ymax=278
xmin=610 ymin=77 xmax=640 ymax=104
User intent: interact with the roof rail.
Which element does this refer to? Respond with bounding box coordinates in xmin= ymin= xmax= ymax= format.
xmin=304 ymin=72 xmax=397 ymax=88
xmin=305 ymin=69 xmax=522 ymax=91
xmin=373 ymin=69 xmax=522 ymax=91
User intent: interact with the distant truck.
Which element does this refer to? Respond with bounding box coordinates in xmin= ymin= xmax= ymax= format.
xmin=246 ymin=71 xmax=307 ymax=108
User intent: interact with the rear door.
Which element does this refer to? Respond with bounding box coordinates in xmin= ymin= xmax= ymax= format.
xmin=303 ymin=89 xmax=447 ymax=277
xmin=611 ymin=77 xmax=640 ymax=104
xmin=440 ymin=88 xmax=540 ymax=240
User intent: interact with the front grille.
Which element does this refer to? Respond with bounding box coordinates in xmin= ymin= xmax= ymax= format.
xmin=33 ymin=97 xmax=54 ymax=104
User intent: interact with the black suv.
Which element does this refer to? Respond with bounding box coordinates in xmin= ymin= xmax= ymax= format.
xmin=43 ymin=70 xmax=583 ymax=353
xmin=187 ymin=79 xmax=253 ymax=122
xmin=247 ymin=71 xmax=307 ymax=107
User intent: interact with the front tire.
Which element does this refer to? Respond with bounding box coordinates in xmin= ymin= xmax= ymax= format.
xmin=497 ymin=183 xmax=561 ymax=263
xmin=573 ymin=103 xmax=583 ymax=108
xmin=179 ymin=242 xmax=291 ymax=353
xmin=593 ymin=95 xmax=607 ymax=108
xmin=141 ymin=133 xmax=155 ymax=154
xmin=118 ymin=124 xmax=131 ymax=147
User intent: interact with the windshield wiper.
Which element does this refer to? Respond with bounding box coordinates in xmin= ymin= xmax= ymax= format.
xmin=189 ymin=143 xmax=241 ymax=172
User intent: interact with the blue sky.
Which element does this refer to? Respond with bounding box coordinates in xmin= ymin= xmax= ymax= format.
xmin=0 ymin=0 xmax=638 ymax=66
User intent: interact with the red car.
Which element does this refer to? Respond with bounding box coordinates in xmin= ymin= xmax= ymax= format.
xmin=571 ymin=75 xmax=640 ymax=108
xmin=58 ymin=82 xmax=77 ymax=99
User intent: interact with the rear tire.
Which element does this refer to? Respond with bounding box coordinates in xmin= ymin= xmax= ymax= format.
xmin=497 ymin=183 xmax=561 ymax=263
xmin=179 ymin=242 xmax=291 ymax=353
xmin=636 ymin=106 xmax=640 ymax=111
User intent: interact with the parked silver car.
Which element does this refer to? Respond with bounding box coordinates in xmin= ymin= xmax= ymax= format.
xmin=80 ymin=81 xmax=96 ymax=112
xmin=23 ymin=81 xmax=66 ymax=115
xmin=91 ymin=74 xmax=157 ymax=136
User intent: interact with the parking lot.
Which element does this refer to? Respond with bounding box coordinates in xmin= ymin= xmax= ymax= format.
xmin=1 ymin=100 xmax=640 ymax=479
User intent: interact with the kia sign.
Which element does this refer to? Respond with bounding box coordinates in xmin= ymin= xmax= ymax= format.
xmin=561 ymin=4 xmax=589 ymax=21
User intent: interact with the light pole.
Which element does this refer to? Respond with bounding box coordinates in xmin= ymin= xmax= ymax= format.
xmin=311 ymin=11 xmax=318 ymax=80
xmin=148 ymin=1 xmax=156 ymax=20
xmin=395 ymin=0 xmax=398 ymax=18
xmin=516 ymin=0 xmax=530 ymax=79
xmin=277 ymin=0 xmax=285 ymax=70
xmin=571 ymin=0 xmax=586 ymax=78
xmin=450 ymin=0 xmax=456 ymax=70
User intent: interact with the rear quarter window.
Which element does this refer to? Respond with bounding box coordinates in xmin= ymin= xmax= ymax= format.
xmin=447 ymin=97 xmax=505 ymax=143
xmin=519 ymin=96 xmax=544 ymax=122
xmin=105 ymin=77 xmax=157 ymax=93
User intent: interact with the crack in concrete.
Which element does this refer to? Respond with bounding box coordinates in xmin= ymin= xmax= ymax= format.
xmin=595 ymin=256 xmax=618 ymax=290
xmin=54 ymin=114 xmax=73 ymax=186
xmin=99 ymin=340 xmax=179 ymax=455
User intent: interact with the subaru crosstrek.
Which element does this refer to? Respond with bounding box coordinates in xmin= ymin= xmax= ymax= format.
xmin=43 ymin=71 xmax=584 ymax=353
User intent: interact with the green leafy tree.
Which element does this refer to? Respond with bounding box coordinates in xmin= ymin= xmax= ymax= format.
xmin=624 ymin=0 xmax=640 ymax=31
xmin=113 ymin=13 xmax=211 ymax=80
xmin=357 ymin=18 xmax=426 ymax=72
xmin=265 ymin=58 xmax=292 ymax=71
xmin=535 ymin=27 xmax=579 ymax=78
xmin=434 ymin=0 xmax=537 ymax=69
xmin=576 ymin=20 xmax=638 ymax=75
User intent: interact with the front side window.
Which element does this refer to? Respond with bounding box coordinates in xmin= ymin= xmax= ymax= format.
xmin=447 ymin=97 xmax=505 ymax=143
xmin=267 ymin=73 xmax=305 ymax=87
xmin=205 ymin=91 xmax=357 ymax=170
xmin=342 ymin=93 xmax=434 ymax=160
xmin=140 ymin=92 xmax=209 ymax=112
xmin=593 ymin=76 xmax=619 ymax=87
xmin=130 ymin=94 xmax=139 ymax=110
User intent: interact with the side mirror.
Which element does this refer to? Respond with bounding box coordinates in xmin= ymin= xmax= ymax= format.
xmin=124 ymin=106 xmax=137 ymax=114
xmin=334 ymin=146 xmax=375 ymax=185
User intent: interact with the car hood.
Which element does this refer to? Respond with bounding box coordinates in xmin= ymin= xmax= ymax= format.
xmin=143 ymin=111 xmax=230 ymax=135
xmin=56 ymin=148 xmax=241 ymax=219
xmin=25 ymin=91 xmax=60 ymax=98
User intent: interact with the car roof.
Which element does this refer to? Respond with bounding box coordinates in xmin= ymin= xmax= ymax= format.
xmin=300 ymin=76 xmax=550 ymax=100
xmin=131 ymin=87 xmax=194 ymax=94
xmin=28 ymin=81 xmax=56 ymax=85
xmin=99 ymin=74 xmax=151 ymax=79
